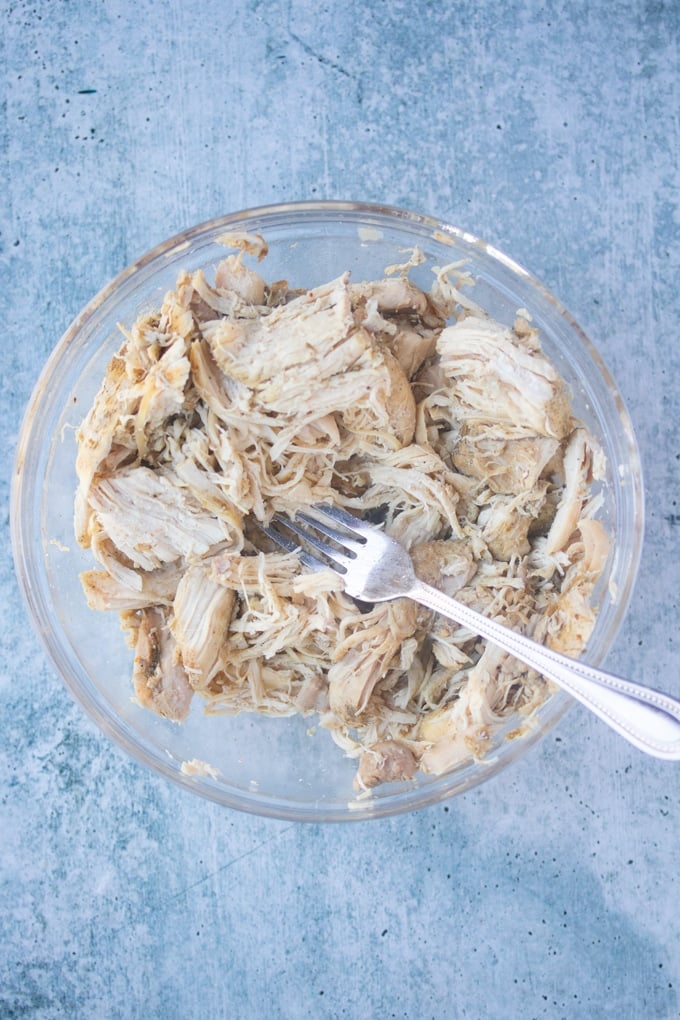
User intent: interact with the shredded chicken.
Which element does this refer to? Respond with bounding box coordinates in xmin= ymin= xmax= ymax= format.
xmin=75 ymin=236 xmax=609 ymax=790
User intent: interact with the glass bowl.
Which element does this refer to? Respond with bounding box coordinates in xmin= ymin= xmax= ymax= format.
xmin=11 ymin=201 xmax=644 ymax=821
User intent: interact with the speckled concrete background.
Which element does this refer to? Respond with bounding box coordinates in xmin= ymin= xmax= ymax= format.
xmin=2 ymin=1 xmax=679 ymax=1017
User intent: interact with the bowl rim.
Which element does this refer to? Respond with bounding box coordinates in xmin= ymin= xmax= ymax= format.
xmin=10 ymin=200 xmax=645 ymax=821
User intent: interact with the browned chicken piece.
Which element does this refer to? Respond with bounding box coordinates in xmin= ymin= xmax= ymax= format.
xmin=186 ymin=268 xmax=251 ymax=317
xmin=477 ymin=486 xmax=548 ymax=562
xmin=413 ymin=537 xmax=476 ymax=588
xmin=161 ymin=269 xmax=223 ymax=326
xmin=533 ymin=586 xmax=598 ymax=657
xmin=567 ymin=518 xmax=610 ymax=581
xmin=355 ymin=740 xmax=418 ymax=790
xmin=453 ymin=427 xmax=559 ymax=494
xmin=382 ymin=350 xmax=419 ymax=446
xmin=133 ymin=606 xmax=194 ymax=722
xmin=350 ymin=277 xmax=436 ymax=318
xmin=80 ymin=562 xmax=181 ymax=611
xmin=216 ymin=230 xmax=269 ymax=261
xmin=132 ymin=336 xmax=191 ymax=459
xmin=533 ymin=517 xmax=610 ymax=656
xmin=389 ymin=324 xmax=439 ymax=379
xmin=341 ymin=348 xmax=416 ymax=448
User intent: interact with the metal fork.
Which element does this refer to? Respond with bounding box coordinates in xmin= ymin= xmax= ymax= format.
xmin=262 ymin=503 xmax=680 ymax=760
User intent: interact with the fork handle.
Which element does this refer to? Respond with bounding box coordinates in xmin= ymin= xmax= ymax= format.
xmin=409 ymin=580 xmax=680 ymax=760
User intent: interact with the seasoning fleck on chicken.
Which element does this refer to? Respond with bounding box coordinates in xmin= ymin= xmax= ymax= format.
xmin=75 ymin=236 xmax=608 ymax=789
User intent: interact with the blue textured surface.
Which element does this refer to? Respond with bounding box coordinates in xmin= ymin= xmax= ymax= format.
xmin=2 ymin=1 xmax=679 ymax=1017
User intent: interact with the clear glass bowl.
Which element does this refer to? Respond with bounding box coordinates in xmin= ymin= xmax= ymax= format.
xmin=11 ymin=202 xmax=644 ymax=821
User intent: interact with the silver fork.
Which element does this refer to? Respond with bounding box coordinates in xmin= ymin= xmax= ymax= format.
xmin=262 ymin=503 xmax=680 ymax=760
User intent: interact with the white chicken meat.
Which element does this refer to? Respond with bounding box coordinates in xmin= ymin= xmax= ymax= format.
xmin=75 ymin=238 xmax=609 ymax=790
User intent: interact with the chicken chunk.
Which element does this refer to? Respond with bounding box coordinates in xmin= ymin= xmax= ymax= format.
xmin=411 ymin=539 xmax=476 ymax=596
xmin=390 ymin=324 xmax=438 ymax=379
xmin=437 ymin=315 xmax=572 ymax=439
xmin=74 ymin=353 xmax=138 ymax=546
xmin=80 ymin=562 xmax=181 ymax=611
xmin=341 ymin=348 xmax=416 ymax=448
xmin=133 ymin=336 xmax=191 ymax=458
xmin=215 ymin=255 xmax=266 ymax=305
xmin=132 ymin=607 xmax=194 ymax=721
xmin=355 ymin=740 xmax=417 ymax=790
xmin=88 ymin=466 xmax=231 ymax=570
xmin=170 ymin=565 xmax=236 ymax=688
xmin=350 ymin=277 xmax=435 ymax=318
xmin=477 ymin=486 xmax=548 ymax=562
xmin=327 ymin=599 xmax=417 ymax=722
xmin=543 ymin=428 xmax=602 ymax=556
xmin=207 ymin=274 xmax=360 ymax=392
xmin=453 ymin=427 xmax=559 ymax=494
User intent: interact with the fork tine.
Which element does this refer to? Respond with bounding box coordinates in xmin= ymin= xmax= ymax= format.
xmin=276 ymin=514 xmax=352 ymax=570
xmin=295 ymin=510 xmax=365 ymax=555
xmin=311 ymin=503 xmax=375 ymax=537
xmin=260 ymin=519 xmax=326 ymax=573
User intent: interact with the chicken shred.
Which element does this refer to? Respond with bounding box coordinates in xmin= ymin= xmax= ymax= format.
xmin=75 ymin=239 xmax=609 ymax=789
